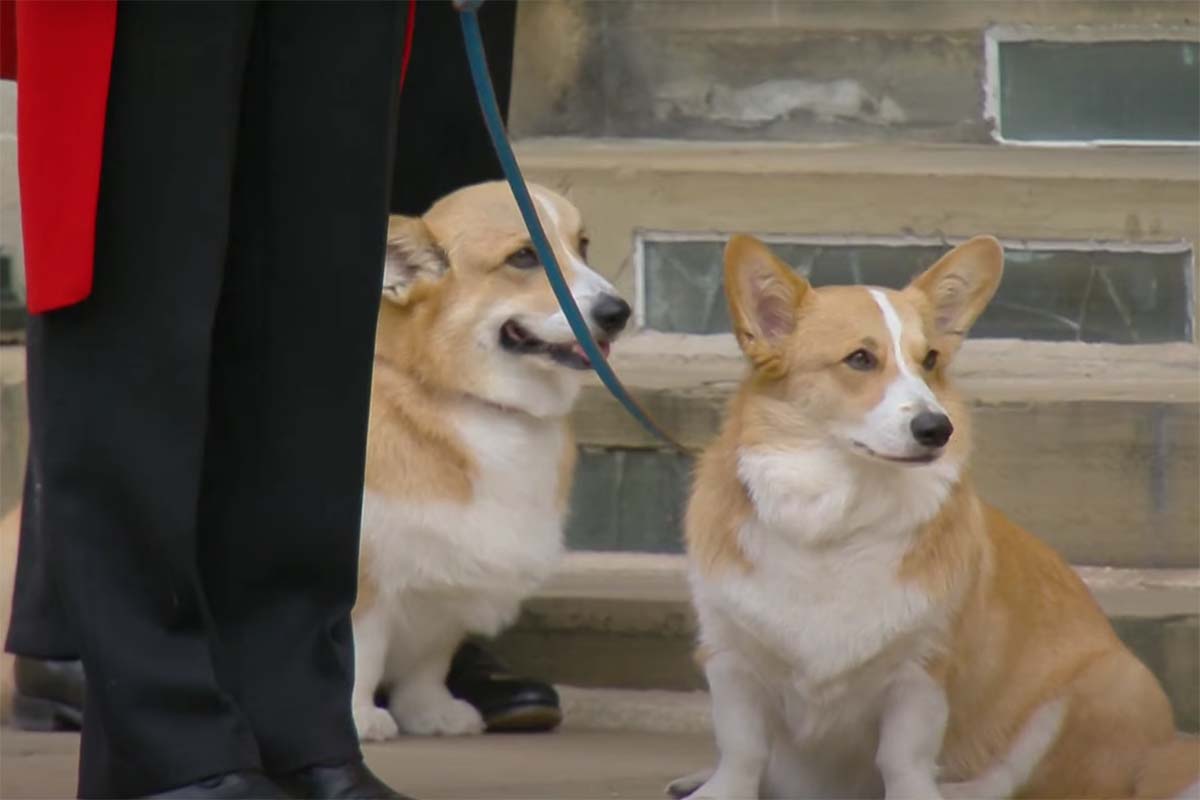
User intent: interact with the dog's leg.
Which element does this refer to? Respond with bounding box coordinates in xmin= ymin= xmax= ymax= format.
xmin=939 ymin=698 xmax=1066 ymax=800
xmin=388 ymin=626 xmax=484 ymax=736
xmin=351 ymin=604 xmax=399 ymax=741
xmin=876 ymin=663 xmax=948 ymax=800
xmin=689 ymin=652 xmax=771 ymax=800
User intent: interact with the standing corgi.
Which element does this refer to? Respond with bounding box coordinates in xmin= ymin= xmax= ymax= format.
xmin=352 ymin=181 xmax=630 ymax=739
xmin=674 ymin=235 xmax=1198 ymax=799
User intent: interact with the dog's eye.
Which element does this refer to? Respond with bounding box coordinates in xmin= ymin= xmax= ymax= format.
xmin=506 ymin=246 xmax=540 ymax=270
xmin=578 ymin=236 xmax=590 ymax=260
xmin=922 ymin=349 xmax=939 ymax=371
xmin=843 ymin=349 xmax=878 ymax=371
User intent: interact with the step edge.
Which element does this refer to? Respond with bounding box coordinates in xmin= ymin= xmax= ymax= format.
xmin=515 ymin=138 xmax=1200 ymax=183
xmin=539 ymin=552 xmax=1200 ymax=619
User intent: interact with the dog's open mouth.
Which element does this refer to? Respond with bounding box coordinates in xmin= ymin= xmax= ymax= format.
xmin=500 ymin=319 xmax=611 ymax=370
xmin=851 ymin=440 xmax=941 ymax=465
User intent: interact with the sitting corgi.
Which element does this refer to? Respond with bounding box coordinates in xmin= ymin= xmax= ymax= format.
xmin=673 ymin=235 xmax=1198 ymax=799
xmin=351 ymin=181 xmax=630 ymax=739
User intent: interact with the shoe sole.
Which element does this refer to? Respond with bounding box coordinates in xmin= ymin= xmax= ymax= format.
xmin=483 ymin=704 xmax=563 ymax=733
xmin=11 ymin=693 xmax=83 ymax=732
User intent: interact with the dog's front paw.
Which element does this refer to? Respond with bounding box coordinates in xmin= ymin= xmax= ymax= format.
xmin=393 ymin=694 xmax=485 ymax=736
xmin=885 ymin=776 xmax=943 ymax=800
xmin=685 ymin=772 xmax=759 ymax=800
xmin=938 ymin=778 xmax=995 ymax=800
xmin=666 ymin=769 xmax=712 ymax=799
xmin=353 ymin=705 xmax=399 ymax=742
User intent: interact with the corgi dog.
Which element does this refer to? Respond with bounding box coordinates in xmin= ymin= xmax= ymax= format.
xmin=673 ymin=235 xmax=1198 ymax=799
xmin=351 ymin=181 xmax=630 ymax=740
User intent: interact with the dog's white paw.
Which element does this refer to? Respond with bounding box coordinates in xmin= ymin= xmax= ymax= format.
xmin=685 ymin=773 xmax=759 ymax=800
xmin=353 ymin=705 xmax=399 ymax=742
xmin=885 ymin=777 xmax=943 ymax=800
xmin=394 ymin=695 xmax=485 ymax=736
xmin=666 ymin=769 xmax=712 ymax=799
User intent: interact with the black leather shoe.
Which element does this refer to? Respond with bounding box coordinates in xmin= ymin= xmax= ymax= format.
xmin=11 ymin=656 xmax=85 ymax=731
xmin=143 ymin=771 xmax=290 ymax=799
xmin=445 ymin=642 xmax=561 ymax=733
xmin=274 ymin=759 xmax=412 ymax=800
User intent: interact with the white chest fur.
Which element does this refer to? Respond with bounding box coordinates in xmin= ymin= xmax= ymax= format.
xmin=360 ymin=401 xmax=568 ymax=603
xmin=693 ymin=446 xmax=958 ymax=746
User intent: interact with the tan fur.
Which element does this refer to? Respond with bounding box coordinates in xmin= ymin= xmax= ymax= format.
xmin=0 ymin=506 xmax=17 ymax=723
xmin=692 ymin=234 xmax=1197 ymax=798
xmin=555 ymin=429 xmax=578 ymax=515
xmin=1136 ymin=736 xmax=1200 ymax=799
xmin=355 ymin=181 xmax=586 ymax=618
xmin=685 ymin=408 xmax=755 ymax=576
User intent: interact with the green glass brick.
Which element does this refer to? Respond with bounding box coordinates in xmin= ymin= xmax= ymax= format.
xmin=997 ymin=40 xmax=1200 ymax=142
xmin=642 ymin=239 xmax=1193 ymax=343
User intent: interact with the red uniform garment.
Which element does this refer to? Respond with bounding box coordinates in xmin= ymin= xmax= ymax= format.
xmin=2 ymin=0 xmax=416 ymax=313
xmin=7 ymin=1 xmax=116 ymax=313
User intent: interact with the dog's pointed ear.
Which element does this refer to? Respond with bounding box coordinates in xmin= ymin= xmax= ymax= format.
xmin=382 ymin=216 xmax=449 ymax=305
xmin=724 ymin=235 xmax=809 ymax=376
xmin=906 ymin=235 xmax=1003 ymax=356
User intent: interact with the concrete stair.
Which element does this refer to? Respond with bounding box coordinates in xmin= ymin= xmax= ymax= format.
xmin=499 ymin=0 xmax=1200 ymax=738
xmin=512 ymin=138 xmax=1200 ymax=311
xmin=0 ymin=0 xmax=1195 ymax=753
xmin=569 ymin=334 xmax=1199 ymax=568
xmin=510 ymin=0 xmax=1199 ymax=144
xmin=495 ymin=553 xmax=1200 ymax=733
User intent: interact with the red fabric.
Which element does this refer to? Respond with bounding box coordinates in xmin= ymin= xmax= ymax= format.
xmin=16 ymin=0 xmax=116 ymax=312
xmin=399 ymin=0 xmax=416 ymax=95
xmin=0 ymin=0 xmax=15 ymax=80
xmin=13 ymin=1 xmax=414 ymax=313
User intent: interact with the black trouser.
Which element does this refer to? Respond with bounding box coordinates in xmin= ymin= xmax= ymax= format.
xmin=6 ymin=3 xmax=405 ymax=796
xmin=389 ymin=0 xmax=515 ymax=215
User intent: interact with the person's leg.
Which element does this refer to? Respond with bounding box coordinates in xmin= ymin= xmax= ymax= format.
xmin=8 ymin=458 xmax=76 ymax=660
xmin=6 ymin=449 xmax=87 ymax=732
xmin=194 ymin=0 xmax=405 ymax=776
xmin=19 ymin=4 xmax=264 ymax=796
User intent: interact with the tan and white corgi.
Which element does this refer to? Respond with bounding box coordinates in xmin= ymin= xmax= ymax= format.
xmin=351 ymin=181 xmax=630 ymax=740
xmin=673 ymin=235 xmax=1198 ymax=799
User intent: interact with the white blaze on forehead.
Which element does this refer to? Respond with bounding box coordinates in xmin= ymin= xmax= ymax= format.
xmin=868 ymin=288 xmax=942 ymax=411
xmin=531 ymin=187 xmax=615 ymax=300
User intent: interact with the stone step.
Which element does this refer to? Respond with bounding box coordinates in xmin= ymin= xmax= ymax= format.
xmin=0 ymin=346 xmax=26 ymax=513
xmin=513 ymin=139 xmax=1200 ymax=316
xmin=493 ymin=553 xmax=1200 ymax=733
xmin=510 ymin=0 xmax=1198 ymax=144
xmin=3 ymin=337 xmax=1198 ymax=565
xmin=566 ymin=335 xmax=1199 ymax=568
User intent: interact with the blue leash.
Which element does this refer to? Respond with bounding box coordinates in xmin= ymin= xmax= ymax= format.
xmin=456 ymin=4 xmax=687 ymax=452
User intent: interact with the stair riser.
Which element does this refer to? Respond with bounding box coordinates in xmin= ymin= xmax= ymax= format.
xmin=495 ymin=598 xmax=1200 ymax=733
xmin=570 ymin=389 xmax=1199 ymax=568
xmin=517 ymin=163 xmax=1200 ymax=314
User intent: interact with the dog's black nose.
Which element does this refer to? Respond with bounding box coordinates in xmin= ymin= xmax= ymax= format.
xmin=592 ymin=294 xmax=632 ymax=334
xmin=910 ymin=411 xmax=953 ymax=448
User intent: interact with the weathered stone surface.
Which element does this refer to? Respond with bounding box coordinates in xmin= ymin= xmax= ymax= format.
xmin=513 ymin=140 xmax=1200 ymax=322
xmin=510 ymin=1 xmax=1200 ymax=143
xmin=0 ymin=347 xmax=26 ymax=515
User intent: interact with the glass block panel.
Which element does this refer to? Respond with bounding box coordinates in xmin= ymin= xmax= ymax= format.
xmin=641 ymin=238 xmax=1194 ymax=343
xmin=566 ymin=448 xmax=692 ymax=553
xmin=996 ymin=40 xmax=1200 ymax=142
